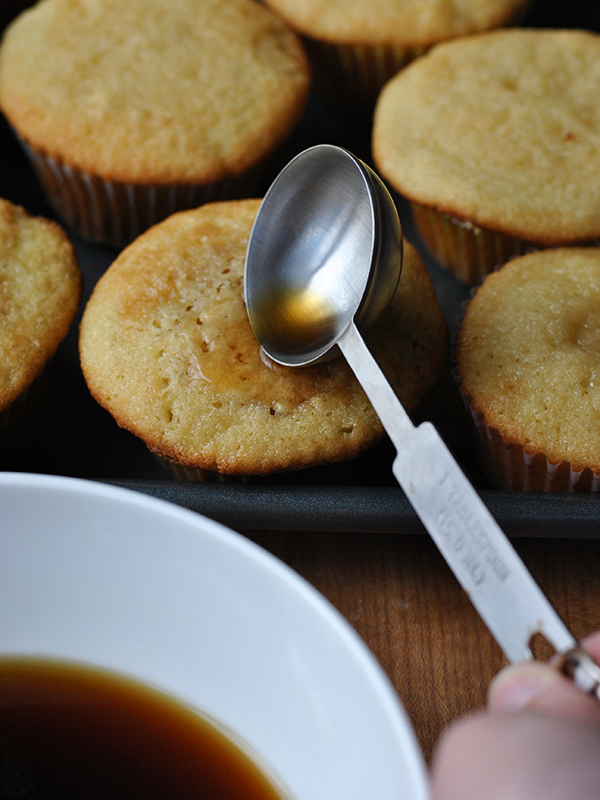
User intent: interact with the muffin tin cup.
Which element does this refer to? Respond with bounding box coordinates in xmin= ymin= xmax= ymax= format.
xmin=464 ymin=397 xmax=600 ymax=493
xmin=20 ymin=141 xmax=267 ymax=248
xmin=303 ymin=37 xmax=427 ymax=117
xmin=410 ymin=201 xmax=539 ymax=284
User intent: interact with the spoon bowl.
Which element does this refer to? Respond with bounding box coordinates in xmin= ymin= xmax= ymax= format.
xmin=244 ymin=144 xmax=402 ymax=366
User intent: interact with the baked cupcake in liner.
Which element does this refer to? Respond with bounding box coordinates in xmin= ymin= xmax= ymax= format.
xmin=373 ymin=29 xmax=600 ymax=284
xmin=0 ymin=0 xmax=310 ymax=248
xmin=0 ymin=197 xmax=81 ymax=462
xmin=456 ymin=248 xmax=600 ymax=493
xmin=79 ymin=199 xmax=448 ymax=482
xmin=263 ymin=0 xmax=531 ymax=117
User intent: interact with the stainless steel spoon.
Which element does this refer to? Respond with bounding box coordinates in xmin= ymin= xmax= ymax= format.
xmin=244 ymin=144 xmax=599 ymax=694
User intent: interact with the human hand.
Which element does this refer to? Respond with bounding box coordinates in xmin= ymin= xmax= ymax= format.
xmin=429 ymin=633 xmax=600 ymax=800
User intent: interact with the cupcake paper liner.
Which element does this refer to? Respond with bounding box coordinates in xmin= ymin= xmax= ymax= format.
xmin=153 ymin=453 xmax=259 ymax=483
xmin=0 ymin=360 xmax=52 ymax=465
xmin=304 ymin=38 xmax=427 ymax=116
xmin=410 ymin=201 xmax=539 ymax=284
xmin=465 ymin=397 xmax=600 ymax=493
xmin=22 ymin=141 xmax=267 ymax=248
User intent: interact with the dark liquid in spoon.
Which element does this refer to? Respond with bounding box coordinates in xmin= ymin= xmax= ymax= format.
xmin=251 ymin=286 xmax=339 ymax=358
xmin=0 ymin=658 xmax=290 ymax=800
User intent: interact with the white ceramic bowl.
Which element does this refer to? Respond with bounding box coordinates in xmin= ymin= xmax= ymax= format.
xmin=0 ymin=472 xmax=428 ymax=800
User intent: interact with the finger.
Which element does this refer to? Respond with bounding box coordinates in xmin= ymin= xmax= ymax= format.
xmin=489 ymin=659 xmax=600 ymax=723
xmin=580 ymin=631 xmax=600 ymax=663
xmin=430 ymin=711 xmax=600 ymax=800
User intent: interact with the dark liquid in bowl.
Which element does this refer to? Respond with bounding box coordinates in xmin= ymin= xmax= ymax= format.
xmin=0 ymin=658 xmax=289 ymax=800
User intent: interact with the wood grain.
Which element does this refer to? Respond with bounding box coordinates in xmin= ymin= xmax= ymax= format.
xmin=246 ymin=530 xmax=600 ymax=762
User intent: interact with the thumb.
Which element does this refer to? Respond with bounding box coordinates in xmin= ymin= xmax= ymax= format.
xmin=489 ymin=648 xmax=600 ymax=724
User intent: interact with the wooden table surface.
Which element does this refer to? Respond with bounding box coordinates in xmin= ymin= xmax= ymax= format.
xmin=245 ymin=527 xmax=600 ymax=763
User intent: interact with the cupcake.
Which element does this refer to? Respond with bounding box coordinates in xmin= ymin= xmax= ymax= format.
xmin=262 ymin=0 xmax=531 ymax=117
xmin=0 ymin=196 xmax=81 ymax=458
xmin=457 ymin=248 xmax=600 ymax=492
xmin=373 ymin=29 xmax=600 ymax=284
xmin=79 ymin=198 xmax=448 ymax=480
xmin=0 ymin=0 xmax=310 ymax=247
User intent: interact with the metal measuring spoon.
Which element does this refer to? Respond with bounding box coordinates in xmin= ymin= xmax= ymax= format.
xmin=244 ymin=144 xmax=599 ymax=695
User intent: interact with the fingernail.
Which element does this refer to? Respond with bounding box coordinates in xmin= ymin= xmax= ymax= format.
xmin=489 ymin=662 xmax=559 ymax=711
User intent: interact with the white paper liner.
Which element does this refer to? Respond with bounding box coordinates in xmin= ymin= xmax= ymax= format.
xmin=153 ymin=453 xmax=260 ymax=483
xmin=410 ymin=201 xmax=539 ymax=284
xmin=303 ymin=38 xmax=427 ymax=115
xmin=465 ymin=397 xmax=600 ymax=493
xmin=19 ymin=141 xmax=266 ymax=248
xmin=0 ymin=361 xmax=51 ymax=465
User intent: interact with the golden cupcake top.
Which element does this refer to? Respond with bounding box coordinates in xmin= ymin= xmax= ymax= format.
xmin=373 ymin=28 xmax=600 ymax=244
xmin=457 ymin=248 xmax=600 ymax=472
xmin=0 ymin=0 xmax=310 ymax=184
xmin=79 ymin=199 xmax=447 ymax=476
xmin=262 ymin=0 xmax=530 ymax=46
xmin=0 ymin=197 xmax=81 ymax=411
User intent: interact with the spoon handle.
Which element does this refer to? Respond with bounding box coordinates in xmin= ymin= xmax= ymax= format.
xmin=338 ymin=322 xmax=577 ymax=665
